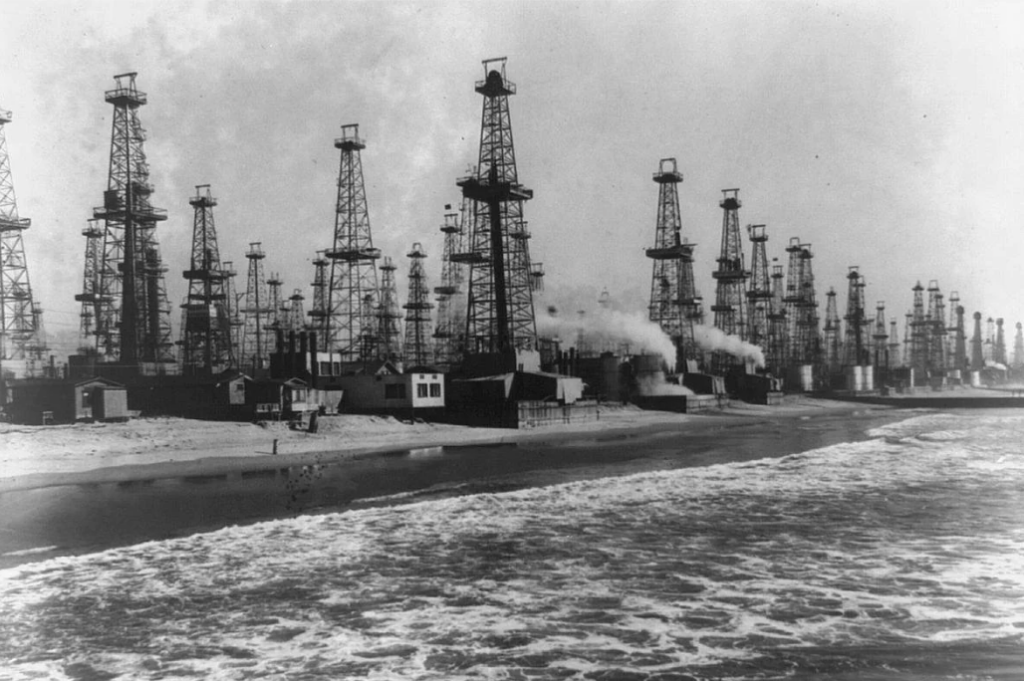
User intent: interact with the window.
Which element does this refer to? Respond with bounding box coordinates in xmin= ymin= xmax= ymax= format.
xmin=417 ymin=383 xmax=428 ymax=398
xmin=385 ymin=383 xmax=407 ymax=400
xmin=430 ymin=383 xmax=441 ymax=397
xmin=81 ymin=389 xmax=91 ymax=409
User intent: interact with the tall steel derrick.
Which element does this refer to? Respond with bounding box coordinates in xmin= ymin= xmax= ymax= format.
xmin=947 ymin=291 xmax=965 ymax=371
xmin=325 ymin=124 xmax=381 ymax=362
xmin=871 ymin=301 xmax=889 ymax=369
xmin=266 ymin=272 xmax=284 ymax=336
xmin=970 ymin=311 xmax=984 ymax=371
xmin=433 ymin=206 xmax=467 ymax=369
xmin=645 ymin=158 xmax=692 ymax=370
xmin=888 ymin=318 xmax=900 ymax=368
xmin=179 ymin=185 xmax=233 ymax=375
xmin=85 ymin=73 xmax=174 ymax=366
xmin=376 ymin=256 xmax=402 ymax=363
xmin=286 ymin=289 xmax=306 ymax=332
xmin=841 ymin=266 xmax=869 ymax=366
xmin=766 ymin=263 xmax=787 ymax=373
xmin=1013 ymin=322 xmax=1023 ymax=369
xmin=710 ymin=189 xmax=749 ymax=373
xmin=994 ymin=318 xmax=1007 ymax=366
xmin=0 ymin=105 xmax=45 ymax=363
xmin=403 ymin=242 xmax=434 ymax=367
xmin=221 ymin=261 xmax=243 ymax=361
xmin=745 ymin=224 xmax=771 ymax=357
xmin=457 ymin=58 xmax=538 ymax=356
xmin=240 ymin=243 xmax=274 ymax=373
xmin=308 ymin=250 xmax=329 ymax=332
xmin=822 ymin=288 xmax=842 ymax=373
xmin=783 ymin=238 xmax=820 ymax=366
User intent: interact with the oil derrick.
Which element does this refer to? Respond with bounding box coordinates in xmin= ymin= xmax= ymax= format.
xmin=822 ymin=288 xmax=842 ymax=373
xmin=908 ymin=282 xmax=928 ymax=376
xmin=952 ymin=305 xmax=967 ymax=372
xmin=457 ymin=58 xmax=538 ymax=356
xmin=903 ymin=312 xmax=914 ymax=367
xmin=745 ymin=224 xmax=771 ymax=360
xmin=179 ymin=185 xmax=232 ymax=376
xmin=0 ymin=105 xmax=45 ymax=365
xmin=872 ymin=301 xmax=889 ymax=370
xmin=994 ymin=318 xmax=1007 ymax=366
xmin=375 ymin=256 xmax=402 ymax=363
xmin=985 ymin=317 xmax=995 ymax=362
xmin=240 ymin=243 xmax=274 ymax=373
xmin=87 ymin=73 xmax=174 ymax=367
xmin=325 ymin=124 xmax=381 ymax=362
xmin=266 ymin=272 xmax=284 ymax=336
xmin=403 ymin=242 xmax=434 ymax=368
xmin=767 ymin=262 xmax=787 ymax=373
xmin=711 ymin=189 xmax=749 ymax=374
xmin=308 ymin=250 xmax=329 ymax=332
xmin=1013 ymin=322 xmax=1024 ymax=370
xmin=970 ymin=312 xmax=984 ymax=371
xmin=888 ymin=318 xmax=900 ymax=368
xmin=924 ymin=281 xmax=947 ymax=374
xmin=286 ymin=289 xmax=306 ymax=332
xmin=946 ymin=291 xmax=961 ymax=369
xmin=433 ymin=207 xmax=467 ymax=370
xmin=76 ymin=219 xmax=104 ymax=351
xmin=645 ymin=158 xmax=693 ymax=370
xmin=221 ymin=261 xmax=243 ymax=362
xmin=841 ymin=267 xmax=869 ymax=366
xmin=783 ymin=238 xmax=819 ymax=367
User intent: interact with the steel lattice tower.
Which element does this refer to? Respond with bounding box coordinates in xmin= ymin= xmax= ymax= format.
xmin=0 ymin=106 xmax=45 ymax=364
xmin=995 ymin=318 xmax=1007 ymax=366
xmin=325 ymin=124 xmax=381 ymax=362
xmin=1013 ymin=322 xmax=1023 ymax=369
xmin=909 ymin=281 xmax=928 ymax=375
xmin=180 ymin=185 xmax=233 ymax=375
xmin=745 ymin=224 xmax=771 ymax=357
xmin=376 ymin=256 xmax=402 ymax=363
xmin=888 ymin=318 xmax=901 ymax=368
xmin=433 ymin=207 xmax=467 ymax=369
xmin=766 ymin=263 xmax=787 ymax=373
xmin=458 ymin=58 xmax=538 ymax=356
xmin=822 ymin=287 xmax=842 ymax=373
xmin=308 ymin=250 xmax=328 ymax=333
xmin=267 ymin=272 xmax=284 ymax=333
xmin=970 ymin=312 xmax=984 ymax=371
xmin=403 ymin=242 xmax=434 ymax=367
xmin=221 ymin=261 xmax=243 ymax=364
xmin=645 ymin=158 xmax=693 ymax=370
xmin=287 ymin=289 xmax=306 ymax=332
xmin=903 ymin=312 xmax=914 ymax=367
xmin=711 ymin=189 xmax=749 ymax=373
xmin=842 ymin=267 xmax=869 ymax=366
xmin=86 ymin=72 xmax=174 ymax=366
xmin=76 ymin=219 xmax=105 ymax=350
xmin=240 ymin=243 xmax=274 ymax=373
xmin=872 ymin=301 xmax=889 ymax=370
xmin=783 ymin=238 xmax=819 ymax=366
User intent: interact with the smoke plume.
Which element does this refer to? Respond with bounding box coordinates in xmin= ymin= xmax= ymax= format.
xmin=636 ymin=371 xmax=695 ymax=396
xmin=536 ymin=305 xmax=677 ymax=369
xmin=692 ymin=325 xmax=766 ymax=369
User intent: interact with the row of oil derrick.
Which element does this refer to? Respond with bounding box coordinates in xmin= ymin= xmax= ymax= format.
xmin=638 ymin=157 xmax=1022 ymax=389
xmin=0 ymin=106 xmax=48 ymax=371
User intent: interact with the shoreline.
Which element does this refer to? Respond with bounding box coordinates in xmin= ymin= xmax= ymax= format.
xmin=0 ymin=396 xmax=897 ymax=494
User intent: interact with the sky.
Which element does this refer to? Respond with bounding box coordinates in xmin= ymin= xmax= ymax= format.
xmin=2 ymin=0 xmax=1024 ymax=357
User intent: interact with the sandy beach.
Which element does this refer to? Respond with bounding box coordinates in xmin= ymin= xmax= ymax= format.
xmin=0 ymin=396 xmax=888 ymax=493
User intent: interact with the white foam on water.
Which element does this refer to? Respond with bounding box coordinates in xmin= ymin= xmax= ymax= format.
xmin=2 ymin=411 xmax=1023 ymax=679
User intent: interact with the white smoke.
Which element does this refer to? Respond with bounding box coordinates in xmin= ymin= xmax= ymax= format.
xmin=536 ymin=306 xmax=677 ymax=369
xmin=692 ymin=324 xmax=766 ymax=369
xmin=636 ymin=371 xmax=694 ymax=396
xmin=985 ymin=360 xmax=1009 ymax=371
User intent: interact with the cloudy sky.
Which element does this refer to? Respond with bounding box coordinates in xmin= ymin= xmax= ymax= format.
xmin=3 ymin=1 xmax=1023 ymax=355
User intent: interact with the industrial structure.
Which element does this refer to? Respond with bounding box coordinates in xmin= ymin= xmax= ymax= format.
xmin=179 ymin=184 xmax=233 ymax=376
xmin=78 ymin=72 xmax=175 ymax=371
xmin=0 ymin=105 xmax=46 ymax=372
xmin=822 ymin=288 xmax=841 ymax=374
xmin=745 ymin=224 xmax=771 ymax=362
xmin=457 ymin=58 xmax=538 ymax=359
xmin=645 ymin=158 xmax=695 ymax=370
xmin=842 ymin=267 xmax=869 ymax=367
xmin=710 ymin=189 xmax=748 ymax=374
xmin=323 ymin=123 xmax=381 ymax=364
xmin=240 ymin=242 xmax=273 ymax=374
xmin=375 ymin=256 xmax=402 ymax=364
xmin=432 ymin=206 xmax=467 ymax=370
xmin=403 ymin=242 xmax=434 ymax=367
xmin=783 ymin=238 xmax=820 ymax=375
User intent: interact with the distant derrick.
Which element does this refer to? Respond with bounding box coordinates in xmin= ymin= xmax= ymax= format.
xmin=433 ymin=206 xmax=467 ymax=370
xmin=266 ymin=272 xmax=284 ymax=336
xmin=645 ymin=158 xmax=694 ymax=369
xmin=783 ymin=238 xmax=820 ymax=367
xmin=841 ymin=267 xmax=868 ymax=366
xmin=970 ymin=311 xmax=984 ymax=371
xmin=325 ymin=124 xmax=381 ymax=362
xmin=994 ymin=318 xmax=1007 ymax=366
xmin=458 ymin=58 xmax=538 ymax=355
xmin=403 ymin=242 xmax=434 ymax=367
xmin=822 ymin=288 xmax=841 ymax=373
xmin=767 ymin=263 xmax=787 ymax=374
xmin=887 ymin=317 xmax=900 ymax=369
xmin=240 ymin=242 xmax=274 ymax=373
xmin=375 ymin=256 xmax=402 ymax=363
xmin=84 ymin=72 xmax=175 ymax=367
xmin=745 ymin=225 xmax=771 ymax=358
xmin=710 ymin=189 xmax=749 ymax=373
xmin=286 ymin=289 xmax=306 ymax=332
xmin=1013 ymin=322 xmax=1024 ymax=370
xmin=308 ymin=250 xmax=329 ymax=330
xmin=221 ymin=260 xmax=243 ymax=357
xmin=871 ymin=301 xmax=889 ymax=369
xmin=951 ymin=304 xmax=967 ymax=372
xmin=0 ymin=105 xmax=46 ymax=366
xmin=910 ymin=280 xmax=947 ymax=379
xmin=179 ymin=185 xmax=233 ymax=375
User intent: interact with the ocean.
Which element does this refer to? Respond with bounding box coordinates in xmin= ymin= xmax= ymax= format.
xmin=1 ymin=409 xmax=1022 ymax=680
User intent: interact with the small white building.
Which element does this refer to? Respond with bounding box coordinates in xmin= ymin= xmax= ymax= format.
xmin=335 ymin=361 xmax=445 ymax=416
